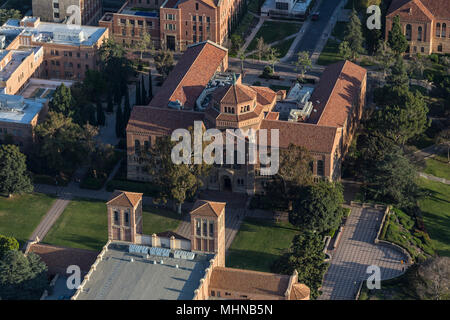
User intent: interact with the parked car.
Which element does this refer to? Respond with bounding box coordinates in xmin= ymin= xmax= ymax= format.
xmin=312 ymin=12 xmax=320 ymax=21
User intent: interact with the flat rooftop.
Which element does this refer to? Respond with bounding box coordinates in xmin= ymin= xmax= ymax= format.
xmin=0 ymin=49 xmax=37 ymax=81
xmin=19 ymin=78 xmax=74 ymax=100
xmin=1 ymin=17 xmax=107 ymax=47
xmin=121 ymin=5 xmax=159 ymax=17
xmin=0 ymin=94 xmax=45 ymax=124
xmin=76 ymin=242 xmax=212 ymax=300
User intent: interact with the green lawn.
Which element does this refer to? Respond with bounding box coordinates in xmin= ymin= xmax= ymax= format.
xmin=418 ymin=178 xmax=450 ymax=256
xmin=0 ymin=193 xmax=56 ymax=246
xmin=142 ymin=206 xmax=182 ymax=235
xmin=317 ymin=39 xmax=343 ymax=66
xmin=246 ymin=21 xmax=302 ymax=52
xmin=43 ymin=198 xmax=108 ymax=251
xmin=424 ymin=154 xmax=450 ymax=180
xmin=43 ymin=199 xmax=182 ymax=251
xmin=227 ymin=218 xmax=300 ymax=272
xmin=273 ymin=37 xmax=295 ymax=59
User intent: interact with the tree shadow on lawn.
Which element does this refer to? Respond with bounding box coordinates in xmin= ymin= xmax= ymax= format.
xmin=226 ymin=249 xmax=283 ymax=273
xmin=44 ymin=234 xmax=107 ymax=252
xmin=143 ymin=205 xmax=183 ymax=221
xmin=240 ymin=217 xmax=300 ymax=232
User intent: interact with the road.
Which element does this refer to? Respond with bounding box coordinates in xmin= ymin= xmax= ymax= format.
xmin=288 ymin=0 xmax=343 ymax=62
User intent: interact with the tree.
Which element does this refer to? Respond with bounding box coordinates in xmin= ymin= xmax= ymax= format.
xmin=82 ymin=70 xmax=107 ymax=102
xmin=375 ymin=40 xmax=395 ymax=77
xmin=436 ymin=128 xmax=450 ymax=163
xmin=0 ymin=145 xmax=33 ymax=196
xmin=371 ymin=86 xmax=429 ymax=145
xmin=409 ymin=53 xmax=426 ymax=79
xmin=146 ymin=128 xmax=211 ymax=214
xmin=134 ymin=30 xmax=152 ymax=60
xmin=256 ymin=37 xmax=269 ymax=62
xmin=339 ymin=41 xmax=353 ymax=61
xmin=115 ymin=104 xmax=124 ymax=138
xmin=290 ymin=181 xmax=344 ymax=234
xmin=238 ymin=47 xmax=246 ymax=75
xmin=266 ymin=47 xmax=280 ymax=73
xmin=96 ymin=101 xmax=106 ymax=126
xmin=154 ymin=50 xmax=174 ymax=80
xmin=106 ymin=90 xmax=114 ymax=113
xmin=0 ymin=9 xmax=22 ymax=25
xmin=271 ymin=231 xmax=328 ymax=299
xmin=362 ymin=145 xmax=419 ymax=206
xmin=124 ymin=88 xmax=131 ymax=123
xmin=135 ymin=80 xmax=141 ymax=105
xmin=49 ymin=83 xmax=75 ymax=117
xmin=388 ymin=15 xmax=408 ymax=55
xmin=0 ymin=235 xmax=19 ymax=259
xmin=0 ymin=250 xmax=48 ymax=300
xmin=344 ymin=9 xmax=365 ymax=59
xmin=148 ymin=69 xmax=154 ymax=101
xmin=34 ymin=112 xmax=90 ymax=173
xmin=294 ymin=51 xmax=312 ymax=81
xmin=141 ymin=74 xmax=147 ymax=105
xmin=230 ymin=34 xmax=243 ymax=54
xmin=386 ymin=55 xmax=410 ymax=88
xmin=414 ymin=257 xmax=450 ymax=300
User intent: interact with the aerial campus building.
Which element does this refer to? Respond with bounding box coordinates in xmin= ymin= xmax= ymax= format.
xmin=32 ymin=0 xmax=103 ymax=26
xmin=386 ymin=0 xmax=450 ymax=54
xmin=69 ymin=191 xmax=310 ymax=300
xmin=126 ymin=40 xmax=367 ymax=193
xmin=0 ymin=16 xmax=108 ymax=82
xmin=99 ymin=0 xmax=246 ymax=51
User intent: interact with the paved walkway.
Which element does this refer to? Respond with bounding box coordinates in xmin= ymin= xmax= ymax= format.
xmin=241 ymin=16 xmax=266 ymax=52
xmin=419 ymin=172 xmax=450 ymax=185
xmin=319 ymin=206 xmax=408 ymax=300
xmin=26 ymin=197 xmax=71 ymax=246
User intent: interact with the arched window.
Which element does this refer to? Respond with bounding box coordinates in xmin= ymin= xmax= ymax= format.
xmin=317 ymin=160 xmax=324 ymax=176
xmin=442 ymin=23 xmax=446 ymax=37
xmin=436 ymin=23 xmax=441 ymax=37
xmin=405 ymin=24 xmax=412 ymax=40
xmin=438 ymin=44 xmax=443 ymax=52
xmin=418 ymin=26 xmax=422 ymax=41
xmin=135 ymin=140 xmax=140 ymax=155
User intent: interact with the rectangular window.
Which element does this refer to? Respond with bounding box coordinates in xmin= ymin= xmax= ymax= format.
xmin=209 ymin=221 xmax=214 ymax=237
xmin=125 ymin=212 xmax=129 ymax=226
xmin=317 ymin=160 xmax=324 ymax=176
xmin=114 ymin=211 xmax=119 ymax=224
xmin=196 ymin=219 xmax=201 ymax=236
xmin=203 ymin=220 xmax=207 ymax=237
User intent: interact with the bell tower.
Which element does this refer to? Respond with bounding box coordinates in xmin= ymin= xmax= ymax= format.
xmin=106 ymin=190 xmax=143 ymax=243
xmin=190 ymin=200 xmax=226 ymax=267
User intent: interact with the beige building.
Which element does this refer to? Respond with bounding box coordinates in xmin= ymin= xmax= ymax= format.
xmin=71 ymin=192 xmax=310 ymax=300
xmin=386 ymin=0 xmax=450 ymax=54
xmin=126 ymin=41 xmax=367 ymax=194
xmin=32 ymin=0 xmax=103 ymax=26
xmin=0 ymin=16 xmax=109 ymax=81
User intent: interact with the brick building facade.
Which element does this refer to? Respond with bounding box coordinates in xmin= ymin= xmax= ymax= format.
xmin=126 ymin=41 xmax=367 ymax=194
xmin=386 ymin=0 xmax=450 ymax=54
xmin=99 ymin=0 xmax=245 ymax=50
xmin=32 ymin=0 xmax=103 ymax=26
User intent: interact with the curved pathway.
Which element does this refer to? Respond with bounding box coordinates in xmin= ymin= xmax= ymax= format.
xmin=318 ymin=206 xmax=408 ymax=300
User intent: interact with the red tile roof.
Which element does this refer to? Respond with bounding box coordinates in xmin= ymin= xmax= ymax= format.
xmin=149 ymin=41 xmax=227 ymax=110
xmin=190 ymin=200 xmax=225 ymax=217
xmin=250 ymin=86 xmax=277 ymax=106
xmin=28 ymin=243 xmax=99 ymax=275
xmin=420 ymin=0 xmax=450 ymax=18
xmin=107 ymin=190 xmax=143 ymax=207
xmin=218 ymin=83 xmax=256 ymax=105
xmin=386 ymin=0 xmax=440 ymax=21
xmin=209 ymin=267 xmax=291 ymax=297
xmin=260 ymin=119 xmax=340 ymax=154
xmin=308 ymin=60 xmax=366 ymax=128
xmin=127 ymin=106 xmax=205 ymax=135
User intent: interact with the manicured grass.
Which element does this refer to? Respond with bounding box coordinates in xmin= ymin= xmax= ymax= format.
xmin=424 ymin=154 xmax=450 ymax=180
xmin=269 ymin=84 xmax=291 ymax=92
xmin=273 ymin=37 xmax=295 ymax=58
xmin=43 ymin=199 xmax=182 ymax=251
xmin=142 ymin=206 xmax=182 ymax=235
xmin=0 ymin=193 xmax=56 ymax=246
xmin=246 ymin=21 xmax=302 ymax=52
xmin=227 ymin=218 xmax=300 ymax=272
xmin=317 ymin=39 xmax=344 ymax=66
xmin=418 ymin=178 xmax=450 ymax=256
xmin=44 ymin=198 xmax=108 ymax=251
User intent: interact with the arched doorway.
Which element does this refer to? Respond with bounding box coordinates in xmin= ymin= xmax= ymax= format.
xmin=222 ymin=176 xmax=232 ymax=192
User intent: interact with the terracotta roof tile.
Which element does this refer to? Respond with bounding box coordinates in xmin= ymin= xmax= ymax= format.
xmin=265 ymin=112 xmax=279 ymax=120
xmin=387 ymin=0 xmax=435 ymax=21
xmin=250 ymin=86 xmax=277 ymax=106
xmin=418 ymin=0 xmax=450 ymax=18
xmin=219 ymin=83 xmax=256 ymax=105
xmin=156 ymin=231 xmax=190 ymax=241
xmin=28 ymin=243 xmax=99 ymax=275
xmin=107 ymin=190 xmax=143 ymax=207
xmin=260 ymin=119 xmax=340 ymax=154
xmin=149 ymin=41 xmax=227 ymax=110
xmin=127 ymin=106 xmax=205 ymax=135
xmin=209 ymin=267 xmax=291 ymax=297
xmin=308 ymin=60 xmax=366 ymax=128
xmin=289 ymin=283 xmax=310 ymax=300
xmin=190 ymin=200 xmax=225 ymax=217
